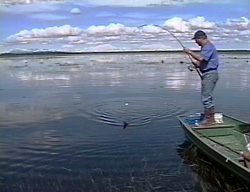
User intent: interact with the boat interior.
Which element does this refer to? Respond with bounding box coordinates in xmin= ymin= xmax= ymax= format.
xmin=180 ymin=114 xmax=250 ymax=169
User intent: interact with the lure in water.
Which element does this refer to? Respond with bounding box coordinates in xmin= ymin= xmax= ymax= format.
xmin=123 ymin=122 xmax=128 ymax=129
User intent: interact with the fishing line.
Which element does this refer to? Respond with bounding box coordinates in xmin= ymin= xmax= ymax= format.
xmin=139 ymin=24 xmax=202 ymax=79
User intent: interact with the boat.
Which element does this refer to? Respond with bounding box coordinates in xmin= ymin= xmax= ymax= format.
xmin=178 ymin=113 xmax=250 ymax=183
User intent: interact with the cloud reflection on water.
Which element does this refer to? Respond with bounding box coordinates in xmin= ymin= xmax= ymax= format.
xmin=0 ymin=52 xmax=249 ymax=126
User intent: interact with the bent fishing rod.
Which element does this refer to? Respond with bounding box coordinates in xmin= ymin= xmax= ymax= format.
xmin=139 ymin=24 xmax=202 ymax=79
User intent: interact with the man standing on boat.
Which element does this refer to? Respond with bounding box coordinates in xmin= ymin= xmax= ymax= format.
xmin=184 ymin=30 xmax=219 ymax=126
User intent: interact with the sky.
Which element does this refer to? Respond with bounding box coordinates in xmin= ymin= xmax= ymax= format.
xmin=0 ymin=0 xmax=249 ymax=53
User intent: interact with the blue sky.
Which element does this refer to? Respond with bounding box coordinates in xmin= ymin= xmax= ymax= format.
xmin=0 ymin=0 xmax=249 ymax=53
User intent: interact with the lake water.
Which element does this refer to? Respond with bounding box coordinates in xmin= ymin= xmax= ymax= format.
xmin=0 ymin=52 xmax=249 ymax=192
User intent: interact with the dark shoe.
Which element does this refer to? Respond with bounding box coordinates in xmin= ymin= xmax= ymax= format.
xmin=209 ymin=107 xmax=215 ymax=117
xmin=199 ymin=108 xmax=210 ymax=119
xmin=196 ymin=108 xmax=216 ymax=127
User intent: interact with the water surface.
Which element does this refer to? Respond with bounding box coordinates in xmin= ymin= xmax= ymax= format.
xmin=0 ymin=52 xmax=249 ymax=191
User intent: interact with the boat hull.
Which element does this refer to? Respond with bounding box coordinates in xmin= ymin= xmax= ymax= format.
xmin=178 ymin=114 xmax=250 ymax=183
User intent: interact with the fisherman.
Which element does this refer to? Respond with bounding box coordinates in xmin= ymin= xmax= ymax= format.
xmin=184 ymin=30 xmax=219 ymax=126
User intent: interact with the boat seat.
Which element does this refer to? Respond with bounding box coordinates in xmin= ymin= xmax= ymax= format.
xmin=192 ymin=124 xmax=235 ymax=129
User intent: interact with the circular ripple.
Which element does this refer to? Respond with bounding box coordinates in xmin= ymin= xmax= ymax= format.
xmin=83 ymin=97 xmax=185 ymax=127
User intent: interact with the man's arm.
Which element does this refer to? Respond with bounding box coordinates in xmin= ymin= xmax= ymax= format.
xmin=189 ymin=55 xmax=200 ymax=68
xmin=184 ymin=48 xmax=204 ymax=62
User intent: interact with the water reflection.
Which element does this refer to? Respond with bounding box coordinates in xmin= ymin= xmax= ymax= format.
xmin=177 ymin=140 xmax=250 ymax=192
xmin=1 ymin=53 xmax=201 ymax=90
xmin=1 ymin=52 xmax=249 ymax=127
xmin=0 ymin=53 xmax=200 ymax=127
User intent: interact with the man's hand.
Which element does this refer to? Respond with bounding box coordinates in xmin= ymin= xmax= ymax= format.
xmin=192 ymin=62 xmax=199 ymax=68
xmin=183 ymin=48 xmax=191 ymax=54
xmin=187 ymin=65 xmax=195 ymax=71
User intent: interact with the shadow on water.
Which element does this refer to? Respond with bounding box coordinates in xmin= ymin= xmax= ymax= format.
xmin=177 ymin=140 xmax=250 ymax=192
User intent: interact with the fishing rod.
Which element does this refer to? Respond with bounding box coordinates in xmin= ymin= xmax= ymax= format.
xmin=139 ymin=24 xmax=202 ymax=79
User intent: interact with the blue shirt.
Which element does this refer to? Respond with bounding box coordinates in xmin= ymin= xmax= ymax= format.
xmin=200 ymin=42 xmax=219 ymax=73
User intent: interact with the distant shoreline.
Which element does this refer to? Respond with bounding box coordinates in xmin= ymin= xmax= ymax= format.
xmin=0 ymin=49 xmax=249 ymax=57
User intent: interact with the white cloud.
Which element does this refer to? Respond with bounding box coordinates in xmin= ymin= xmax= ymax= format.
xmin=6 ymin=25 xmax=83 ymax=43
xmin=163 ymin=17 xmax=190 ymax=32
xmin=226 ymin=17 xmax=250 ymax=29
xmin=65 ymin=36 xmax=86 ymax=44
xmin=92 ymin=44 xmax=117 ymax=51
xmin=71 ymin=8 xmax=81 ymax=15
xmin=81 ymin=0 xmax=237 ymax=7
xmin=140 ymin=43 xmax=172 ymax=50
xmin=62 ymin=44 xmax=74 ymax=52
xmin=87 ymin=23 xmax=138 ymax=36
xmin=0 ymin=0 xmax=237 ymax=7
xmin=188 ymin=16 xmax=216 ymax=28
xmin=239 ymin=30 xmax=250 ymax=35
xmin=140 ymin=25 xmax=163 ymax=34
xmin=3 ymin=16 xmax=250 ymax=52
xmin=0 ymin=2 xmax=60 ymax=14
xmin=162 ymin=16 xmax=217 ymax=32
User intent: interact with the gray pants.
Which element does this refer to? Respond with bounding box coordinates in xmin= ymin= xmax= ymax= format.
xmin=201 ymin=71 xmax=219 ymax=109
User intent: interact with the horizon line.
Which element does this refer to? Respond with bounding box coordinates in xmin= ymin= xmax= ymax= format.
xmin=1 ymin=49 xmax=250 ymax=57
